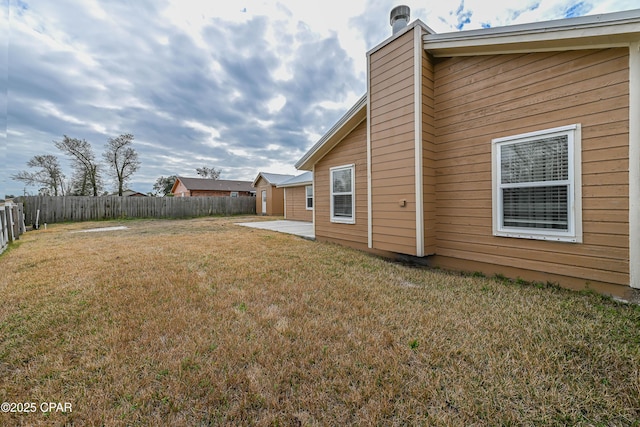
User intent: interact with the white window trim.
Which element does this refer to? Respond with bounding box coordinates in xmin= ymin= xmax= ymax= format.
xmin=230 ymin=192 xmax=238 ymax=198
xmin=330 ymin=164 xmax=355 ymax=224
xmin=491 ymin=124 xmax=582 ymax=243
xmin=305 ymin=185 xmax=313 ymax=210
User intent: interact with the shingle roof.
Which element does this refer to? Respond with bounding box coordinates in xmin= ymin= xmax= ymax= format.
xmin=175 ymin=177 xmax=254 ymax=192
xmin=252 ymin=172 xmax=296 ymax=187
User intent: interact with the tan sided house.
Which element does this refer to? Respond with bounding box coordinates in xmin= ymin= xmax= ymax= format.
xmin=252 ymin=172 xmax=295 ymax=216
xmin=277 ymin=172 xmax=313 ymax=222
xmin=295 ymin=7 xmax=640 ymax=299
xmin=171 ymin=177 xmax=254 ymax=197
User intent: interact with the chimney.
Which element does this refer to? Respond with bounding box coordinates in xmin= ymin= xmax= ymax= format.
xmin=390 ymin=5 xmax=410 ymax=34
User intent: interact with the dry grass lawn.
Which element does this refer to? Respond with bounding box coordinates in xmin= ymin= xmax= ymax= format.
xmin=0 ymin=217 xmax=639 ymax=426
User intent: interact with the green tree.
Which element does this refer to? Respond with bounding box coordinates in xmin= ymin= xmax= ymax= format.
xmin=153 ymin=175 xmax=177 ymax=196
xmin=195 ymin=166 xmax=221 ymax=179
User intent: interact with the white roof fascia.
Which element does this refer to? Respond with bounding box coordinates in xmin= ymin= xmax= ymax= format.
xmin=368 ymin=19 xmax=436 ymax=56
xmin=424 ymin=9 xmax=640 ymax=56
xmin=277 ymin=172 xmax=313 ymax=188
xmin=277 ymin=180 xmax=313 ymax=188
xmin=294 ymin=94 xmax=367 ymax=170
xmin=252 ymin=173 xmax=266 ymax=187
xmin=252 ymin=172 xmax=294 ymax=187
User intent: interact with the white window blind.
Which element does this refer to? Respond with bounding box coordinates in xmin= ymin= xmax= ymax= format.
xmin=330 ymin=165 xmax=355 ymax=223
xmin=500 ymin=136 xmax=569 ymax=230
xmin=492 ymin=124 xmax=581 ymax=242
xmin=305 ymin=185 xmax=313 ymax=209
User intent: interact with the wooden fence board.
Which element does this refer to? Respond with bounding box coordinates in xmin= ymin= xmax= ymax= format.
xmin=0 ymin=206 xmax=7 ymax=254
xmin=19 ymin=196 xmax=256 ymax=225
xmin=0 ymin=202 xmax=25 ymax=254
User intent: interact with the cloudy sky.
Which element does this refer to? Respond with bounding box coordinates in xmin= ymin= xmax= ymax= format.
xmin=2 ymin=0 xmax=637 ymax=196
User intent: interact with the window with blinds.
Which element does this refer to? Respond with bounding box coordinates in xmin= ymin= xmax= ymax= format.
xmin=492 ymin=125 xmax=582 ymax=242
xmin=305 ymin=185 xmax=313 ymax=210
xmin=330 ymin=165 xmax=355 ymax=223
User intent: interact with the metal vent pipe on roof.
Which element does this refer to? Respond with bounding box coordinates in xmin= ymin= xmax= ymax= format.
xmin=390 ymin=5 xmax=410 ymax=34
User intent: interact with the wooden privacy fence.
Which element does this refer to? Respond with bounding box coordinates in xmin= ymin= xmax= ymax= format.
xmin=20 ymin=196 xmax=256 ymax=225
xmin=1 ymin=202 xmax=26 ymax=254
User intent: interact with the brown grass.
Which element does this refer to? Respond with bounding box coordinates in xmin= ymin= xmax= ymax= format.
xmin=0 ymin=217 xmax=639 ymax=426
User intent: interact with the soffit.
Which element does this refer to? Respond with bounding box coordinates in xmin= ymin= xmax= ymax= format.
xmin=424 ymin=10 xmax=640 ymax=56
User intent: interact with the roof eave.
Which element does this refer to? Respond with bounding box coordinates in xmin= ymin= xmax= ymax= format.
xmin=277 ymin=180 xmax=313 ymax=188
xmin=295 ymin=94 xmax=367 ymax=170
xmin=424 ymin=9 xmax=640 ymax=56
xmin=368 ymin=19 xmax=436 ymax=56
xmin=170 ymin=177 xmax=183 ymax=194
xmin=252 ymin=173 xmax=267 ymax=187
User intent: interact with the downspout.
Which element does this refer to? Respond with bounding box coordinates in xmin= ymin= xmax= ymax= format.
xmin=312 ymin=164 xmax=316 ymax=235
xmin=629 ymin=41 xmax=640 ymax=288
xmin=367 ymin=54 xmax=373 ymax=249
xmin=283 ymin=187 xmax=287 ymax=219
xmin=414 ymin=26 xmax=425 ymax=257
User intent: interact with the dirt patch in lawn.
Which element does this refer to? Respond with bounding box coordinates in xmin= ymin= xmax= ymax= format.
xmin=1 ymin=216 xmax=639 ymax=426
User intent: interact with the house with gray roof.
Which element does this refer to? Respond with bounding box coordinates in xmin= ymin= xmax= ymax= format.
xmin=252 ymin=172 xmax=295 ymax=216
xmin=171 ymin=176 xmax=254 ymax=197
xmin=277 ymin=172 xmax=313 ymax=222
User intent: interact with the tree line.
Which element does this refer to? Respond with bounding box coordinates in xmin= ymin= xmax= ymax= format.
xmin=12 ymin=133 xmax=224 ymax=197
xmin=12 ymin=134 xmax=140 ymax=196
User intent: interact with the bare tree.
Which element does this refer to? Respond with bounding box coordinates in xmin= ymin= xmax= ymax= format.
xmin=11 ymin=154 xmax=66 ymax=196
xmin=103 ymin=133 xmax=141 ymax=196
xmin=54 ymin=135 xmax=102 ymax=196
xmin=195 ymin=166 xmax=221 ymax=179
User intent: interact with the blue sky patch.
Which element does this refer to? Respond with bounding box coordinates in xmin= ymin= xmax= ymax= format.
xmin=565 ymin=1 xmax=592 ymax=18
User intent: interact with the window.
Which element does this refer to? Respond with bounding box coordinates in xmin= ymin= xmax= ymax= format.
xmin=305 ymin=185 xmax=313 ymax=210
xmin=330 ymin=164 xmax=355 ymax=223
xmin=230 ymin=192 xmax=238 ymax=198
xmin=492 ymin=124 xmax=581 ymax=242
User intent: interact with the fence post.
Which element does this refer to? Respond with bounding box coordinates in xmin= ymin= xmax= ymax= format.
xmin=0 ymin=205 xmax=7 ymax=254
xmin=6 ymin=202 xmax=15 ymax=242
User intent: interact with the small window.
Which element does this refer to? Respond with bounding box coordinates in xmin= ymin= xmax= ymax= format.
xmin=305 ymin=185 xmax=313 ymax=210
xmin=230 ymin=192 xmax=238 ymax=198
xmin=330 ymin=164 xmax=355 ymax=224
xmin=492 ymin=124 xmax=582 ymax=242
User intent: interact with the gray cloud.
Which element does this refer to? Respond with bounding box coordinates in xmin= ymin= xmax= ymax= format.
xmin=3 ymin=0 xmax=368 ymax=196
xmin=3 ymin=0 xmax=625 ymax=197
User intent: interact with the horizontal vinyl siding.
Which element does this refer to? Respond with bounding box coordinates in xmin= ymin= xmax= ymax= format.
xmin=269 ymin=187 xmax=285 ymax=216
xmin=370 ymin=29 xmax=417 ymax=255
xmin=315 ymin=120 xmax=368 ymax=247
xmin=433 ymin=48 xmax=630 ymax=286
xmin=254 ymin=179 xmax=269 ymax=215
xmin=284 ymin=186 xmax=312 ymax=222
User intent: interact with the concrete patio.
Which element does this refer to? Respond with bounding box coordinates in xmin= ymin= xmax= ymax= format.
xmin=236 ymin=219 xmax=315 ymax=240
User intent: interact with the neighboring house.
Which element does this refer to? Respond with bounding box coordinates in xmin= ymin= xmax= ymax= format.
xmin=108 ymin=189 xmax=148 ymax=197
xmin=295 ymin=7 xmax=640 ymax=299
xmin=277 ymin=172 xmax=313 ymax=222
xmin=171 ymin=177 xmax=254 ymax=197
xmin=252 ymin=172 xmax=295 ymax=216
